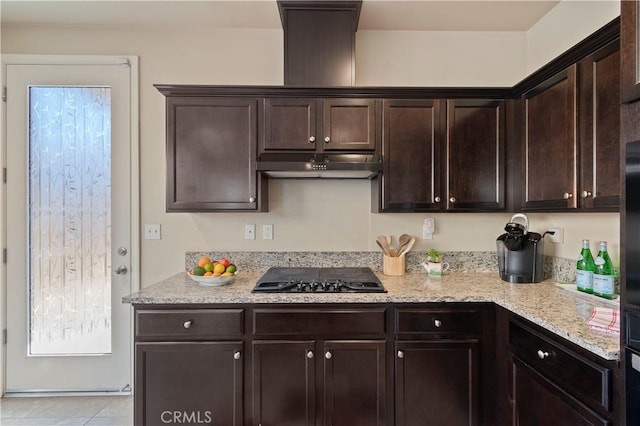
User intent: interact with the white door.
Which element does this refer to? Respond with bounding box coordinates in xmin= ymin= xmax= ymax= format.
xmin=4 ymin=61 xmax=133 ymax=392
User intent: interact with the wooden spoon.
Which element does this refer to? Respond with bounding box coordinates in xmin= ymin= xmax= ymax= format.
xmin=398 ymin=234 xmax=411 ymax=253
xmin=398 ymin=237 xmax=416 ymax=258
xmin=376 ymin=235 xmax=392 ymax=256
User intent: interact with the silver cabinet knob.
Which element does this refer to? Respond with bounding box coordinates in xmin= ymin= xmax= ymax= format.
xmin=324 ymin=136 xmax=331 ymax=143
xmin=307 ymin=351 xmax=314 ymax=359
xmin=249 ymin=197 xmax=256 ymax=203
xmin=183 ymin=320 xmax=192 ymax=329
xmin=397 ymin=350 xmax=404 ymax=359
xmin=114 ymin=265 xmax=128 ymax=275
xmin=117 ymin=247 xmax=128 ymax=256
xmin=562 ymin=192 xmax=573 ymax=199
xmin=234 ymin=351 xmax=241 ymax=360
xmin=309 ymin=136 xmax=316 ymax=143
xmin=434 ymin=196 xmax=441 ymax=202
xmin=434 ymin=319 xmax=442 ymax=328
xmin=537 ymin=350 xmax=549 ymax=360
xmin=325 ymin=351 xmax=332 ymax=359
xmin=449 ymin=197 xmax=456 ymax=203
xmin=581 ymin=190 xmax=592 ymax=198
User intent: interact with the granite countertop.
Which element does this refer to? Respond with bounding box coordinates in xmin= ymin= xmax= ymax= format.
xmin=123 ymin=271 xmax=621 ymax=361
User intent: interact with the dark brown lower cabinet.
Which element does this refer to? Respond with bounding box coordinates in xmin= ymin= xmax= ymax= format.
xmin=395 ymin=340 xmax=479 ymax=426
xmin=135 ymin=341 xmax=243 ymax=426
xmin=513 ymin=359 xmax=608 ymax=426
xmin=251 ymin=339 xmax=386 ymax=426
xmin=251 ymin=341 xmax=316 ymax=426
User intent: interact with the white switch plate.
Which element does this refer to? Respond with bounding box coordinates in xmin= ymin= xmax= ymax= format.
xmin=245 ymin=224 xmax=256 ymax=240
xmin=144 ymin=224 xmax=161 ymax=240
xmin=548 ymin=227 xmax=564 ymax=244
xmin=263 ymin=224 xmax=273 ymax=240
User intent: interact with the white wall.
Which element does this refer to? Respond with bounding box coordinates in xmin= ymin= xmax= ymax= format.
xmin=0 ymin=3 xmax=620 ymax=287
xmin=526 ymin=0 xmax=620 ymax=75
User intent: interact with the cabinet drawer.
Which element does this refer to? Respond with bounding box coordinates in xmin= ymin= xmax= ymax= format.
xmin=510 ymin=320 xmax=611 ymax=412
xmin=253 ymin=308 xmax=386 ymax=336
xmin=395 ymin=309 xmax=481 ymax=335
xmin=136 ymin=309 xmax=244 ymax=341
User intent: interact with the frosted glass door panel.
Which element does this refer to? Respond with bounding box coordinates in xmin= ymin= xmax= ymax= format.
xmin=29 ymin=86 xmax=112 ymax=355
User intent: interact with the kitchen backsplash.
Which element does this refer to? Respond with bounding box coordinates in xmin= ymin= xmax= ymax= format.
xmin=185 ymin=251 xmax=576 ymax=283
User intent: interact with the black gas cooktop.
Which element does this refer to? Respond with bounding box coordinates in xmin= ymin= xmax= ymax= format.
xmin=251 ymin=267 xmax=386 ymax=293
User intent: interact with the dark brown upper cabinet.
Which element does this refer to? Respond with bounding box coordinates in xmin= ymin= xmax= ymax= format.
xmin=262 ymin=97 xmax=376 ymax=152
xmin=278 ymin=1 xmax=361 ymax=86
xmin=374 ymin=99 xmax=443 ymax=212
xmin=164 ymin=96 xmax=267 ymax=212
xmin=622 ymin=0 xmax=640 ymax=103
xmin=522 ymin=66 xmax=578 ymax=210
xmin=578 ymin=41 xmax=621 ymax=210
xmin=446 ymin=100 xmax=506 ymax=211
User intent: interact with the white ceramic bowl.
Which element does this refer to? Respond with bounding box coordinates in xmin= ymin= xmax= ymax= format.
xmin=188 ymin=273 xmax=236 ymax=287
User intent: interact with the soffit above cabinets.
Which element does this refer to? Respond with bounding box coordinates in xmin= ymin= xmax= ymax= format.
xmin=1 ymin=0 xmax=559 ymax=32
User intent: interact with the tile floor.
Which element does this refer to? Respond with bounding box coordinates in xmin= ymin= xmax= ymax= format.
xmin=0 ymin=395 xmax=133 ymax=425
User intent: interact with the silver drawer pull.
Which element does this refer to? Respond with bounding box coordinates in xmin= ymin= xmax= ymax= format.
xmin=183 ymin=320 xmax=192 ymax=329
xmin=434 ymin=319 xmax=442 ymax=328
xmin=563 ymin=192 xmax=573 ymax=200
xmin=307 ymin=350 xmax=314 ymax=359
xmin=537 ymin=350 xmax=549 ymax=360
xmin=325 ymin=351 xmax=332 ymax=359
xmin=397 ymin=350 xmax=404 ymax=359
xmin=309 ymin=136 xmax=316 ymax=143
xmin=234 ymin=351 xmax=241 ymax=360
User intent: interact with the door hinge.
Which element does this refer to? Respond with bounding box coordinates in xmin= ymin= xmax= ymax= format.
xmin=2 ymin=86 xmax=6 ymax=102
xmin=3 ymin=167 xmax=6 ymax=183
xmin=3 ymin=248 xmax=6 ymax=264
xmin=2 ymin=329 xmax=6 ymax=345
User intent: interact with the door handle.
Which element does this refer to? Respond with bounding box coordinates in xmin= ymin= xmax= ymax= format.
xmin=114 ymin=265 xmax=128 ymax=275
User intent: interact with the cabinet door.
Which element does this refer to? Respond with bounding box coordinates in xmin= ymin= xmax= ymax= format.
xmin=323 ymin=340 xmax=387 ymax=426
xmin=579 ymin=42 xmax=620 ymax=210
xmin=322 ymin=99 xmax=376 ymax=151
xmin=395 ymin=340 xmax=479 ymax=426
xmin=135 ymin=341 xmax=243 ymax=426
xmin=378 ymin=99 xmax=442 ymax=212
xmin=251 ymin=341 xmax=316 ymax=426
xmin=446 ymin=100 xmax=505 ymax=211
xmin=622 ymin=0 xmax=640 ymax=103
xmin=166 ymin=97 xmax=264 ymax=212
xmin=263 ymin=98 xmax=317 ymax=151
xmin=523 ymin=66 xmax=578 ymax=210
xmin=513 ymin=359 xmax=608 ymax=426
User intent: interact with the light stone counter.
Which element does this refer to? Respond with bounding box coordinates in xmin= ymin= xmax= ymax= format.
xmin=123 ymin=271 xmax=620 ymax=361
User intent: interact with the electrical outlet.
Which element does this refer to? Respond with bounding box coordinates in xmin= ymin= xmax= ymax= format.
xmin=245 ymin=224 xmax=256 ymax=240
xmin=263 ymin=224 xmax=273 ymax=240
xmin=548 ymin=227 xmax=564 ymax=244
xmin=144 ymin=224 xmax=161 ymax=240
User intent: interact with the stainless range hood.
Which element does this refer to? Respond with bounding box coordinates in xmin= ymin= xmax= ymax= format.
xmin=256 ymin=153 xmax=382 ymax=179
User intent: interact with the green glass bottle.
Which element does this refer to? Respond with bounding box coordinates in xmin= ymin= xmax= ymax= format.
xmin=576 ymin=239 xmax=595 ymax=293
xmin=593 ymin=241 xmax=616 ymax=299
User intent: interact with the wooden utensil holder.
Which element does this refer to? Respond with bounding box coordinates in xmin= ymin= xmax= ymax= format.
xmin=383 ymin=255 xmax=405 ymax=276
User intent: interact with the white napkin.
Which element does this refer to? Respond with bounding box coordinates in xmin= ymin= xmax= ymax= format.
xmin=587 ymin=307 xmax=620 ymax=335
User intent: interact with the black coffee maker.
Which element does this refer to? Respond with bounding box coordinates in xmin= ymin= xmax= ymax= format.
xmin=496 ymin=213 xmax=547 ymax=283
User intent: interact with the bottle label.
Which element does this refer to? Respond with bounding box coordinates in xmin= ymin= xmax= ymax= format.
xmin=576 ymin=270 xmax=593 ymax=290
xmin=593 ymin=274 xmax=615 ymax=296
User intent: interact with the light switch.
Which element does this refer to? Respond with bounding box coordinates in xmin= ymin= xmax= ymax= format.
xmin=144 ymin=224 xmax=161 ymax=240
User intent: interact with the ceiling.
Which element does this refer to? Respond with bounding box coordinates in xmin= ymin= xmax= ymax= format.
xmin=1 ymin=0 xmax=562 ymax=32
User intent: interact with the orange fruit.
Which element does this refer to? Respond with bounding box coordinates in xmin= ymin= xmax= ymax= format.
xmin=219 ymin=258 xmax=231 ymax=268
xmin=204 ymin=271 xmax=213 ymax=276
xmin=213 ymin=263 xmax=226 ymax=274
xmin=198 ymin=256 xmax=212 ymax=268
